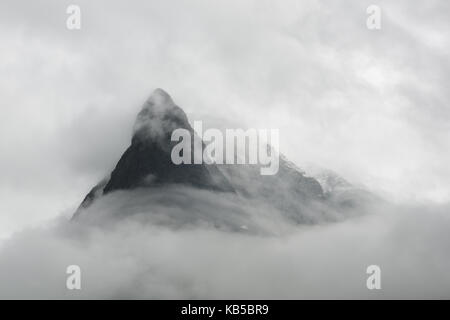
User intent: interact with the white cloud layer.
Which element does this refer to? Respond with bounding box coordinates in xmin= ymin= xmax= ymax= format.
xmin=0 ymin=190 xmax=449 ymax=299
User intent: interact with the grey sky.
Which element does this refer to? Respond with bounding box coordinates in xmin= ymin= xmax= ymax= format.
xmin=0 ymin=0 xmax=449 ymax=238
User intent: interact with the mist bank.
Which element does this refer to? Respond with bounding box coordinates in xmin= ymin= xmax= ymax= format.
xmin=0 ymin=186 xmax=449 ymax=299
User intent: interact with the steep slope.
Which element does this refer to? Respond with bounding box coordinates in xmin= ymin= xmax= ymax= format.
xmin=74 ymin=89 xmax=233 ymax=218
xmin=104 ymin=89 xmax=233 ymax=193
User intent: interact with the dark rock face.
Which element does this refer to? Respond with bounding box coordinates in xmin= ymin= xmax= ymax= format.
xmin=103 ymin=135 xmax=231 ymax=193
xmin=103 ymin=89 xmax=233 ymax=194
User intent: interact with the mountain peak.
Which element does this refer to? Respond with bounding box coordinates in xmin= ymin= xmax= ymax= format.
xmin=146 ymin=88 xmax=175 ymax=110
xmin=75 ymin=89 xmax=367 ymax=224
xmin=132 ymin=89 xmax=188 ymax=144
xmin=78 ymin=89 xmax=235 ymax=199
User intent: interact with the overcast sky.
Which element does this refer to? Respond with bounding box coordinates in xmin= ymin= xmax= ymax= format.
xmin=0 ymin=0 xmax=449 ymax=239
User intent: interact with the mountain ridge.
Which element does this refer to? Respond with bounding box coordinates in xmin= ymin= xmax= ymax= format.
xmin=74 ymin=89 xmax=368 ymax=226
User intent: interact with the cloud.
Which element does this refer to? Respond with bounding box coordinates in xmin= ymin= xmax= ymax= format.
xmin=0 ymin=186 xmax=450 ymax=299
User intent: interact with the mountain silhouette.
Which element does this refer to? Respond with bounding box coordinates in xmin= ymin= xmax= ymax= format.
xmin=74 ymin=89 xmax=369 ymax=224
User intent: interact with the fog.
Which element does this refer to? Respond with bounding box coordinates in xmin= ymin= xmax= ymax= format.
xmin=0 ymin=0 xmax=449 ymax=298
xmin=0 ymin=186 xmax=449 ymax=299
